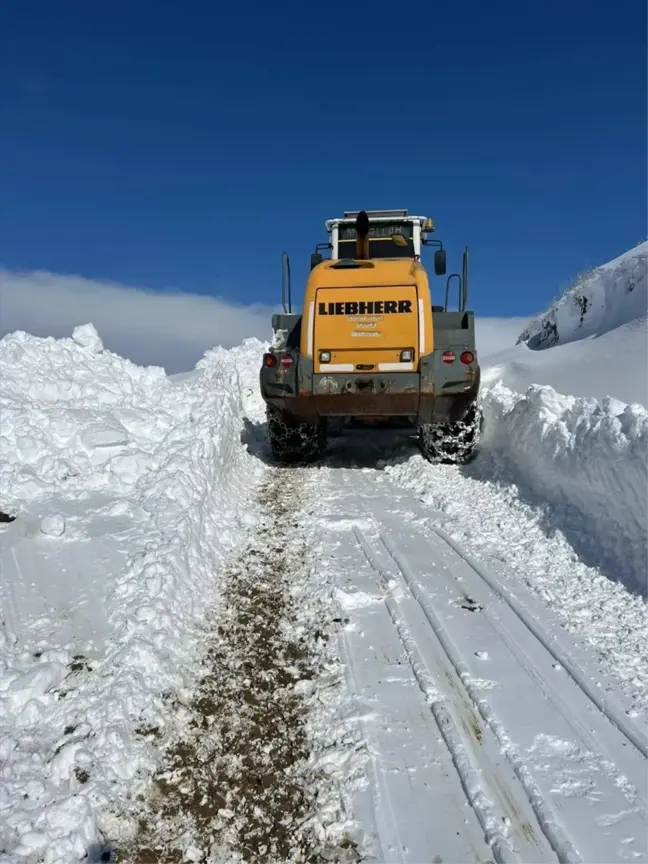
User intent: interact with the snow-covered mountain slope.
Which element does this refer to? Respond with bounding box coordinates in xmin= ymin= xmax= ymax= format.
xmin=483 ymin=314 xmax=646 ymax=407
xmin=519 ymin=240 xmax=647 ymax=348
xmin=482 ymin=240 xmax=647 ymax=406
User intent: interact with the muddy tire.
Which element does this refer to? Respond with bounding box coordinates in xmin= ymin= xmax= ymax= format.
xmin=419 ymin=403 xmax=483 ymax=464
xmin=266 ymin=405 xmax=326 ymax=463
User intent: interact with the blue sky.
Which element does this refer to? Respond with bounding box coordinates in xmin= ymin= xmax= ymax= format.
xmin=1 ymin=0 xmax=646 ymax=320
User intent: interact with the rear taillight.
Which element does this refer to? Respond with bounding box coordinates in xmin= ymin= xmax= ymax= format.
xmin=460 ymin=351 xmax=474 ymax=365
xmin=263 ymin=353 xmax=277 ymax=367
xmin=442 ymin=350 xmax=455 ymax=364
xmin=280 ymin=354 xmax=294 ymax=368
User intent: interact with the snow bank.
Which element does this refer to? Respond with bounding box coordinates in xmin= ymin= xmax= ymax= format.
xmin=0 ymin=328 xmax=267 ymax=863
xmin=471 ymin=243 xmax=648 ymax=592
xmin=480 ymin=381 xmax=647 ymax=594
xmin=0 ymin=325 xmax=172 ymax=509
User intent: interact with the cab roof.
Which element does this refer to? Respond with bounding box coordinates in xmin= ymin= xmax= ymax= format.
xmin=325 ymin=210 xmax=429 ymax=231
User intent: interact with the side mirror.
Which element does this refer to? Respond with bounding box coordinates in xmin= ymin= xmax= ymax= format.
xmin=434 ymin=249 xmax=447 ymax=276
xmin=310 ymin=252 xmax=323 ymax=270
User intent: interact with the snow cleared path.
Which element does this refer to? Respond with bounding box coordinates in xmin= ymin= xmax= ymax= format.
xmin=311 ymin=459 xmax=648 ymax=864
xmin=110 ymin=449 xmax=648 ymax=864
xmin=110 ymin=467 xmax=359 ymax=864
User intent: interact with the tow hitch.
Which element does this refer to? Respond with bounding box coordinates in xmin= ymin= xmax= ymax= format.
xmin=344 ymin=378 xmax=387 ymax=394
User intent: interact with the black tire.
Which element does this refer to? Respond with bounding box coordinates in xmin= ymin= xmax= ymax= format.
xmin=266 ymin=405 xmax=326 ymax=464
xmin=418 ymin=403 xmax=483 ymax=464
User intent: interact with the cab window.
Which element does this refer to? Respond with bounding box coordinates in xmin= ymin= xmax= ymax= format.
xmin=338 ymin=222 xmax=414 ymax=259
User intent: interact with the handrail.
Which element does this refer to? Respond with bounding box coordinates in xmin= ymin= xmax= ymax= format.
xmin=281 ymin=250 xmax=292 ymax=313
xmin=462 ymin=246 xmax=469 ymax=310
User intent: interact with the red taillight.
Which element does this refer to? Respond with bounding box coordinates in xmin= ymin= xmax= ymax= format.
xmin=460 ymin=351 xmax=474 ymax=365
xmin=280 ymin=354 xmax=294 ymax=368
xmin=442 ymin=350 xmax=455 ymax=364
xmin=263 ymin=353 xmax=277 ymax=367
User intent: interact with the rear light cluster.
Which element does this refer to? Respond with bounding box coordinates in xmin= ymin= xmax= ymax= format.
xmin=263 ymin=352 xmax=294 ymax=368
xmin=400 ymin=349 xmax=414 ymax=362
xmin=442 ymin=350 xmax=474 ymax=365
xmin=319 ymin=350 xmax=331 ymax=363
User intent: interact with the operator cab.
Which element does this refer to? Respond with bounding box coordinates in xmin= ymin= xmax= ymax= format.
xmin=327 ymin=209 xmax=432 ymax=260
xmin=308 ymin=209 xmax=447 ymax=277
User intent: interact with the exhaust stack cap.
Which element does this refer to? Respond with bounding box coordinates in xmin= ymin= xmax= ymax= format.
xmin=356 ymin=210 xmax=369 ymax=237
xmin=355 ymin=210 xmax=370 ymax=259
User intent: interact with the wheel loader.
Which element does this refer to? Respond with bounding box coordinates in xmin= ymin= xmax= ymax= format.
xmin=259 ymin=209 xmax=482 ymax=463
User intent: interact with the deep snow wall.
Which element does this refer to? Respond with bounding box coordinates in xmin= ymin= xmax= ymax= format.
xmin=478 ymin=241 xmax=648 ymax=592
xmin=481 ymin=381 xmax=647 ymax=594
xmin=0 ymin=328 xmax=267 ymax=862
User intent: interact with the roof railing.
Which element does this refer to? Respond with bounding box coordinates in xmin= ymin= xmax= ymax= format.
xmin=343 ymin=209 xmax=408 ymax=219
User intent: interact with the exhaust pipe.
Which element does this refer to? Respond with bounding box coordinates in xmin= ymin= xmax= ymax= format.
xmin=355 ymin=210 xmax=370 ymax=259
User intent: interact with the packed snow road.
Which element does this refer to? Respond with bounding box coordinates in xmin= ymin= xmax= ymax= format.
xmin=308 ymin=448 xmax=647 ymax=864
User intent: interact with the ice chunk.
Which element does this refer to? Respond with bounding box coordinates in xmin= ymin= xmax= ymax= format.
xmin=72 ymin=323 xmax=104 ymax=353
xmin=80 ymin=422 xmax=131 ymax=449
xmin=40 ymin=514 xmax=66 ymax=536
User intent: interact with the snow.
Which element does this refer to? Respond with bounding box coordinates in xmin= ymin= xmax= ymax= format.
xmin=482 ymin=241 xmax=647 ymax=407
xmin=0 ymin=330 xmax=266 ymax=862
xmin=39 ymin=514 xmax=66 ymax=537
xmin=482 ymin=314 xmax=647 ymax=408
xmin=0 ymin=239 xmax=646 ymax=862
xmin=71 ymin=324 xmax=104 ymax=354
xmin=472 ymin=241 xmax=648 ymax=593
xmin=312 ymin=466 xmax=647 ymax=864
xmin=479 ymin=382 xmax=647 ymax=593
xmin=518 ymin=240 xmax=647 ymax=347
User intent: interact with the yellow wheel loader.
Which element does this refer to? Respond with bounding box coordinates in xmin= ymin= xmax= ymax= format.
xmin=259 ymin=209 xmax=482 ymax=463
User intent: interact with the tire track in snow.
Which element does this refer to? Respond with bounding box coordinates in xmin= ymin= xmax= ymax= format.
xmin=122 ymin=469 xmax=355 ymax=864
xmin=356 ymin=491 xmax=646 ymax=863
xmin=367 ymin=529 xmax=576 ymax=863
xmin=431 ymin=525 xmax=648 ymax=761
xmin=353 ymin=525 xmax=556 ymax=864
xmin=313 ymin=463 xmax=646 ymax=863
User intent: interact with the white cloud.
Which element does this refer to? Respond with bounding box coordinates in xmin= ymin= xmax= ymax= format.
xmin=0 ymin=268 xmax=530 ymax=373
xmin=0 ymin=269 xmax=278 ymax=373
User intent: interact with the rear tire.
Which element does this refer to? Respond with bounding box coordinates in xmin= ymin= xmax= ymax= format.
xmin=266 ymin=405 xmax=326 ymax=464
xmin=418 ymin=403 xmax=483 ymax=464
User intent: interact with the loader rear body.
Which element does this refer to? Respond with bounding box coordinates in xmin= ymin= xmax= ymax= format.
xmin=260 ymin=209 xmax=482 ymax=462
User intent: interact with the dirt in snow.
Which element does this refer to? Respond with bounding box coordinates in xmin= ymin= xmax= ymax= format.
xmin=120 ymin=469 xmax=358 ymax=864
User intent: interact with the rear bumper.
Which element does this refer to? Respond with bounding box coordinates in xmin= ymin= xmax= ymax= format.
xmin=261 ymin=368 xmax=479 ymax=425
